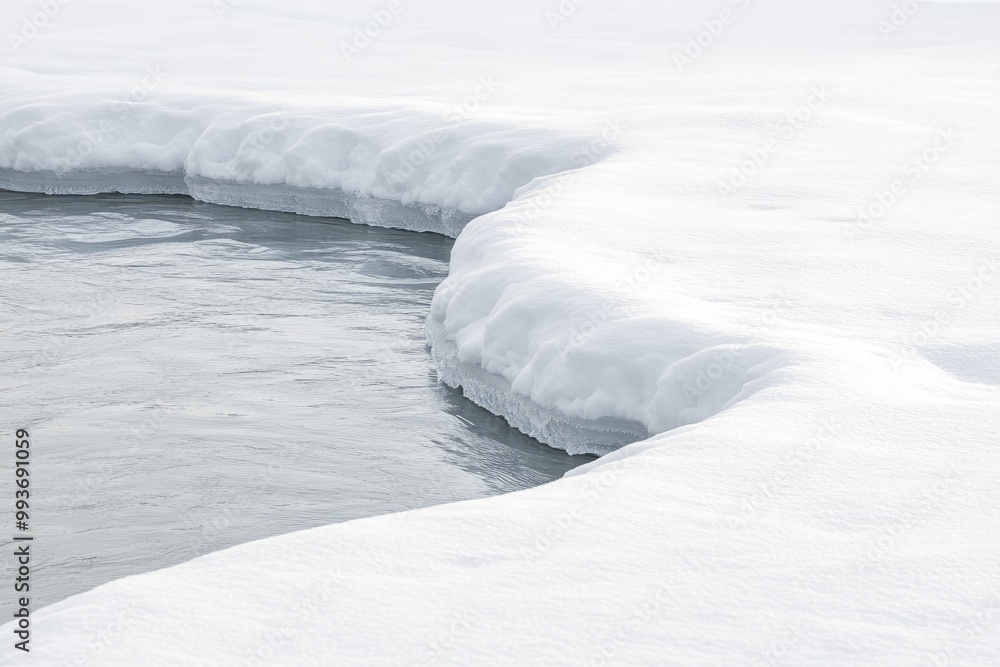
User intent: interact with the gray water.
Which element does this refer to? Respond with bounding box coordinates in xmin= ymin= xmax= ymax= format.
xmin=0 ymin=192 xmax=588 ymax=612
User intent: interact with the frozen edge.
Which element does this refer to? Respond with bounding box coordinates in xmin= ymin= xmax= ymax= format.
xmin=0 ymin=168 xmax=189 ymax=196
xmin=0 ymin=169 xmax=474 ymax=238
xmin=185 ymin=176 xmax=474 ymax=237
xmin=1 ymin=166 xmax=639 ymax=454
xmin=426 ymin=317 xmax=650 ymax=456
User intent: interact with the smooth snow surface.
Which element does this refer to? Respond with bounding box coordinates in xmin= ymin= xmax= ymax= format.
xmin=2 ymin=0 xmax=999 ymax=665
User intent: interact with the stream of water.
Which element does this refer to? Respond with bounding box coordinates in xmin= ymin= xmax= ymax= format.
xmin=0 ymin=191 xmax=588 ymax=611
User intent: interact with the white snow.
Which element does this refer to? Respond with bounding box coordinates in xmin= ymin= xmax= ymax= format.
xmin=2 ymin=0 xmax=999 ymax=664
xmin=0 ymin=101 xmax=590 ymax=234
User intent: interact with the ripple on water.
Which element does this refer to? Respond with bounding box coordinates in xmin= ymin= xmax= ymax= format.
xmin=0 ymin=191 xmax=591 ymax=612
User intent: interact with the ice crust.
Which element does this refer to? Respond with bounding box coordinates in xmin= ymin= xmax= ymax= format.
xmin=0 ymin=169 xmax=188 ymax=196
xmin=0 ymin=168 xmax=475 ymax=235
xmin=2 ymin=0 xmax=1000 ymax=664
xmin=185 ymin=177 xmax=474 ymax=236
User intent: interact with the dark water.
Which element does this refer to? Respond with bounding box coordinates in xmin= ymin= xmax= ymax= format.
xmin=0 ymin=191 xmax=589 ymax=611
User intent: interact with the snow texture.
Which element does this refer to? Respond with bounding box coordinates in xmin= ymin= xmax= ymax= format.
xmin=2 ymin=0 xmax=999 ymax=664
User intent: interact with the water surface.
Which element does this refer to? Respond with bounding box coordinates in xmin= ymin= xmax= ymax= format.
xmin=0 ymin=192 xmax=588 ymax=611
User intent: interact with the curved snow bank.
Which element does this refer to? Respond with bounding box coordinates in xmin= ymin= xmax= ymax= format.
xmin=427 ymin=317 xmax=650 ymax=454
xmin=4 ymin=0 xmax=1000 ymax=664
xmin=0 ymin=103 xmax=601 ymax=237
xmin=424 ymin=187 xmax=792 ymax=453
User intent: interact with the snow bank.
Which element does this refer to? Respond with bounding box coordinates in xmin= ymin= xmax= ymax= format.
xmin=2 ymin=0 xmax=1000 ymax=664
xmin=0 ymin=101 xmax=595 ymax=235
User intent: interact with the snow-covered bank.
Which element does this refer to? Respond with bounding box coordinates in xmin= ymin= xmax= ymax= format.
xmin=2 ymin=0 xmax=1000 ymax=664
xmin=427 ymin=317 xmax=650 ymax=454
xmin=0 ymin=102 xmax=596 ymax=236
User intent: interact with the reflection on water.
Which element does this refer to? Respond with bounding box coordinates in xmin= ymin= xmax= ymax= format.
xmin=0 ymin=192 xmax=590 ymax=611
